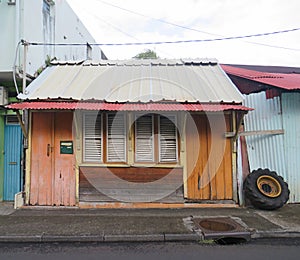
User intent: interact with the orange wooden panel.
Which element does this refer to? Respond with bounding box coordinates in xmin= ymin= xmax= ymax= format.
xmin=186 ymin=114 xmax=233 ymax=201
xmin=53 ymin=112 xmax=76 ymax=206
xmin=30 ymin=112 xmax=54 ymax=205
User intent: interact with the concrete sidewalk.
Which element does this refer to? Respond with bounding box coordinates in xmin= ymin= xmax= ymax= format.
xmin=0 ymin=203 xmax=299 ymax=243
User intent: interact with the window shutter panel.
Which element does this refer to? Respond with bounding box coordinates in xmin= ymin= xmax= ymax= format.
xmin=83 ymin=113 xmax=102 ymax=162
xmin=107 ymin=113 xmax=126 ymax=162
xmin=135 ymin=115 xmax=154 ymax=162
xmin=159 ymin=115 xmax=177 ymax=162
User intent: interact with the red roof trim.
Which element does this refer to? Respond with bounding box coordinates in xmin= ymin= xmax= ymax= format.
xmin=221 ymin=65 xmax=300 ymax=90
xmin=6 ymin=102 xmax=252 ymax=112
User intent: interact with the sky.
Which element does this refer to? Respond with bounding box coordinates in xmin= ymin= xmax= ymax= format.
xmin=67 ymin=0 xmax=300 ymax=67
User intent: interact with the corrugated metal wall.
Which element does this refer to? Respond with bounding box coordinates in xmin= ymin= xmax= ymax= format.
xmin=244 ymin=92 xmax=286 ymax=177
xmin=282 ymin=93 xmax=300 ymax=202
xmin=244 ymin=92 xmax=300 ymax=203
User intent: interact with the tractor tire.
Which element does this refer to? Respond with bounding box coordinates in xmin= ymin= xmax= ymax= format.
xmin=244 ymin=168 xmax=289 ymax=210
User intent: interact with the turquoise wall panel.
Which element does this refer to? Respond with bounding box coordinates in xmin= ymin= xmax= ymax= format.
xmin=3 ymin=124 xmax=22 ymax=201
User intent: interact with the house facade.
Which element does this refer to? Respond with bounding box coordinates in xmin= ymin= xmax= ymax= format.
xmin=222 ymin=64 xmax=300 ymax=203
xmin=0 ymin=0 xmax=105 ymax=201
xmin=8 ymin=59 xmax=251 ymax=207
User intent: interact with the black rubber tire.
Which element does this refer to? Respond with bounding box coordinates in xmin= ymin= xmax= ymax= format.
xmin=244 ymin=168 xmax=290 ymax=210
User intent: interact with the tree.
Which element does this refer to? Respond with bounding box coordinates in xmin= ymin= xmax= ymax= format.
xmin=133 ymin=49 xmax=159 ymax=59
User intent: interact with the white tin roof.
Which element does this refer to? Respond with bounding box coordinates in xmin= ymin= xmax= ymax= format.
xmin=18 ymin=59 xmax=244 ymax=103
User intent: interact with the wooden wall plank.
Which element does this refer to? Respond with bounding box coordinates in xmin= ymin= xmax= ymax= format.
xmin=54 ymin=112 xmax=76 ymax=206
xmin=79 ymin=166 xmax=183 ymax=203
xmin=186 ymin=113 xmax=233 ymax=201
xmin=30 ymin=112 xmax=53 ymax=205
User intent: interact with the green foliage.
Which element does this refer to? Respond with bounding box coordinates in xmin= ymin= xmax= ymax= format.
xmin=35 ymin=55 xmax=56 ymax=77
xmin=133 ymin=49 xmax=159 ymax=59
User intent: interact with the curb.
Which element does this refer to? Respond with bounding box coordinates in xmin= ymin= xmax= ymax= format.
xmin=0 ymin=233 xmax=201 ymax=243
xmin=0 ymin=231 xmax=300 ymax=243
xmin=252 ymin=231 xmax=300 ymax=239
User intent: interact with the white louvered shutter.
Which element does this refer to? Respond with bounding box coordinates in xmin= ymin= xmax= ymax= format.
xmin=159 ymin=115 xmax=178 ymax=162
xmin=107 ymin=113 xmax=126 ymax=162
xmin=135 ymin=115 xmax=154 ymax=162
xmin=83 ymin=113 xmax=102 ymax=162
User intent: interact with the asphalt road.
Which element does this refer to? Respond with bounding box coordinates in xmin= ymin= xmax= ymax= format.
xmin=0 ymin=240 xmax=300 ymax=260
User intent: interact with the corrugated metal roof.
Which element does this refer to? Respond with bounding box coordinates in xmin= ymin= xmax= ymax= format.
xmin=6 ymin=101 xmax=251 ymax=112
xmin=222 ymin=65 xmax=300 ymax=90
xmin=18 ymin=59 xmax=243 ymax=103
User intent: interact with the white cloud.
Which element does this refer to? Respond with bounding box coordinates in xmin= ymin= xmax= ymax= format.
xmin=67 ymin=0 xmax=300 ymax=66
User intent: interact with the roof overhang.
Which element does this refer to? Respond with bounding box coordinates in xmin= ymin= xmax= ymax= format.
xmin=221 ymin=64 xmax=300 ymax=91
xmin=6 ymin=101 xmax=252 ymax=112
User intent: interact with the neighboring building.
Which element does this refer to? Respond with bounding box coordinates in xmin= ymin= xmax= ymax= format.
xmin=222 ymin=64 xmax=300 ymax=203
xmin=8 ymin=59 xmax=251 ymax=207
xmin=0 ymin=0 xmax=106 ymax=201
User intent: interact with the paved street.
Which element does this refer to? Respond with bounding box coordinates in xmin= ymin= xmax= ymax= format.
xmin=0 ymin=240 xmax=300 ymax=260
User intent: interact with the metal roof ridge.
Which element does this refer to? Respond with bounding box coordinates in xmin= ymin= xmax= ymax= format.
xmin=49 ymin=58 xmax=220 ymax=67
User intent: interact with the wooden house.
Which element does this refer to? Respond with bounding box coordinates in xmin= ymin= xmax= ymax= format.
xmin=8 ymin=59 xmax=251 ymax=207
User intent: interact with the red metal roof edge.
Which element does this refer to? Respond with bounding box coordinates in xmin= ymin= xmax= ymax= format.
xmin=221 ymin=64 xmax=300 ymax=90
xmin=6 ymin=101 xmax=253 ymax=112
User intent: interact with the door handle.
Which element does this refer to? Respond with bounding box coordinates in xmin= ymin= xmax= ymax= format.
xmin=9 ymin=162 xmax=17 ymax=165
xmin=47 ymin=144 xmax=51 ymax=157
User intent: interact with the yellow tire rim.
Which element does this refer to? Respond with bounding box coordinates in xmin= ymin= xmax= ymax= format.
xmin=256 ymin=175 xmax=282 ymax=198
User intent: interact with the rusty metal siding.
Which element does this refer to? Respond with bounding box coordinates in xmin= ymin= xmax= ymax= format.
xmin=282 ymin=93 xmax=300 ymax=202
xmin=243 ymin=92 xmax=287 ymax=181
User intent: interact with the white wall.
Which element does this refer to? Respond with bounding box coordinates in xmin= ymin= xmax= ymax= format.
xmin=0 ymin=1 xmax=18 ymax=73
xmin=0 ymin=0 xmax=104 ymax=78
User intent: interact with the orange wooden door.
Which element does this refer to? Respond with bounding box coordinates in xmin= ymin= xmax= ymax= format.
xmin=30 ymin=112 xmax=54 ymax=205
xmin=185 ymin=114 xmax=233 ymax=200
xmin=30 ymin=112 xmax=76 ymax=206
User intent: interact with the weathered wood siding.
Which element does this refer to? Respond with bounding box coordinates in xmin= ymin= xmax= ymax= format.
xmin=79 ymin=166 xmax=183 ymax=203
xmin=186 ymin=114 xmax=233 ymax=200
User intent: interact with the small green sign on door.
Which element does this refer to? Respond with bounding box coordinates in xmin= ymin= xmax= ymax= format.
xmin=60 ymin=141 xmax=73 ymax=154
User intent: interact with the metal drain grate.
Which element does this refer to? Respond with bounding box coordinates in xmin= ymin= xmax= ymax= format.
xmin=193 ymin=217 xmax=251 ymax=242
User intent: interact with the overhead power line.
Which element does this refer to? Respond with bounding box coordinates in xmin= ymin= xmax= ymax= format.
xmin=94 ymin=0 xmax=219 ymax=37
xmin=27 ymin=27 xmax=300 ymax=50
xmin=93 ymin=0 xmax=300 ymax=51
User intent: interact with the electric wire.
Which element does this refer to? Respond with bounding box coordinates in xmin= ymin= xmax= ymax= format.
xmin=75 ymin=3 xmax=176 ymax=58
xmin=92 ymin=0 xmax=300 ymax=51
xmin=26 ymin=27 xmax=300 ymax=50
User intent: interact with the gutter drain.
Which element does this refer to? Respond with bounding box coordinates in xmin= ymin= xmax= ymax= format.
xmin=193 ymin=217 xmax=251 ymax=244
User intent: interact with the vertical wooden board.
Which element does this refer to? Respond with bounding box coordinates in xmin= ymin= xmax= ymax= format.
xmin=208 ymin=114 xmax=233 ymax=200
xmin=185 ymin=115 xmax=199 ymax=199
xmin=224 ymin=115 xmax=233 ymax=199
xmin=185 ymin=114 xmax=233 ymax=201
xmin=198 ymin=116 xmax=211 ymax=200
xmin=30 ymin=112 xmax=53 ymax=205
xmin=211 ymin=115 xmax=226 ymax=200
xmin=54 ymin=112 xmax=76 ymax=206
